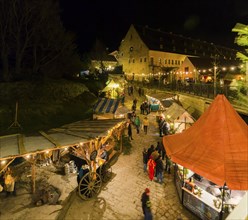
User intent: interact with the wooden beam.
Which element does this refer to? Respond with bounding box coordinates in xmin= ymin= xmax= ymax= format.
xmin=51 ymin=129 xmax=91 ymax=140
xmin=0 ymin=158 xmax=15 ymax=174
xmin=18 ymin=134 xmax=26 ymax=154
xmin=0 ymin=133 xmax=19 ymax=139
xmin=39 ymin=131 xmax=60 ymax=147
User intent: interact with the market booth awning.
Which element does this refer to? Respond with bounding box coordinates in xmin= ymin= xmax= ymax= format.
xmin=0 ymin=119 xmax=124 ymax=160
xmin=163 ymin=94 xmax=248 ymax=190
xmin=93 ymin=98 xmax=120 ymax=114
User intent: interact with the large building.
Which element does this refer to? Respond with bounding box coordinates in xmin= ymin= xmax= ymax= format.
xmin=117 ymin=24 xmax=240 ymax=82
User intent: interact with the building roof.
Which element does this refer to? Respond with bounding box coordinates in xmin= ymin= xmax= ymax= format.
xmin=187 ymin=57 xmax=242 ymax=70
xmin=133 ymin=24 xmax=239 ymax=60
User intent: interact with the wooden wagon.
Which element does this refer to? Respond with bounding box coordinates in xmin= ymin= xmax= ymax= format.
xmin=70 ymin=139 xmax=120 ymax=200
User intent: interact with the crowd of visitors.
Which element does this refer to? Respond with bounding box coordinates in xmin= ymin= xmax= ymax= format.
xmin=124 ymin=84 xmax=173 ymax=220
xmin=142 ymin=141 xmax=171 ymax=185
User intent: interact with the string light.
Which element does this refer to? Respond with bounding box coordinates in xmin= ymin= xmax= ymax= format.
xmin=1 ymin=160 xmax=6 ymax=165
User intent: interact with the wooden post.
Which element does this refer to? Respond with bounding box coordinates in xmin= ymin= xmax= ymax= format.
xmin=120 ymin=129 xmax=123 ymax=153
xmin=31 ymin=160 xmax=36 ymax=194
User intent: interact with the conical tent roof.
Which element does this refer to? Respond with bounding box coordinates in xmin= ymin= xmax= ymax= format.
xmin=163 ymin=95 xmax=248 ymax=190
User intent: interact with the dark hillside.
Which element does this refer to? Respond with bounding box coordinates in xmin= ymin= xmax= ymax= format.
xmin=0 ymin=80 xmax=97 ymax=135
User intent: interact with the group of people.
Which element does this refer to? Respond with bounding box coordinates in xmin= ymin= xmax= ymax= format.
xmin=140 ymin=101 xmax=151 ymax=115
xmin=158 ymin=116 xmax=170 ymax=137
xmin=127 ymin=100 xmax=150 ymax=141
xmin=143 ymin=142 xmax=172 ymax=183
xmin=141 ymin=142 xmax=172 ymax=219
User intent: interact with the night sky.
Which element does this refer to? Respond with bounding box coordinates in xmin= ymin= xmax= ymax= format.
xmin=59 ymin=0 xmax=248 ymax=53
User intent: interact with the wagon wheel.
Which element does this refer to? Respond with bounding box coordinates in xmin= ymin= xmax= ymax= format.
xmin=78 ymin=172 xmax=102 ymax=200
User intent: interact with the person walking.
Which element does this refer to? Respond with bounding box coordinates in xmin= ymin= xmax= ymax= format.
xmin=147 ymin=145 xmax=155 ymax=160
xmin=142 ymin=148 xmax=148 ymax=172
xmin=155 ymin=156 xmax=164 ymax=184
xmin=141 ymin=188 xmax=153 ymax=220
xmin=142 ymin=116 xmax=149 ymax=134
xmin=127 ymin=122 xmax=134 ymax=141
xmin=147 ymin=157 xmax=156 ymax=181
xmin=134 ymin=115 xmax=141 ymax=134
xmin=165 ymin=155 xmax=172 ymax=174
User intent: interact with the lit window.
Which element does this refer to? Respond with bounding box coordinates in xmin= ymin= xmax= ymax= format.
xmin=164 ymin=59 xmax=167 ymax=64
xmin=168 ymin=59 xmax=170 ymax=65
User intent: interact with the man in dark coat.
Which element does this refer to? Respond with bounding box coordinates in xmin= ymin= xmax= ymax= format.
xmin=155 ymin=156 xmax=164 ymax=183
xmin=141 ymin=188 xmax=153 ymax=220
xmin=127 ymin=122 xmax=133 ymax=141
xmin=147 ymin=145 xmax=155 ymax=160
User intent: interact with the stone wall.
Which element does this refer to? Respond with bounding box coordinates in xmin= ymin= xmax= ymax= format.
xmin=176 ymin=93 xmax=212 ymax=119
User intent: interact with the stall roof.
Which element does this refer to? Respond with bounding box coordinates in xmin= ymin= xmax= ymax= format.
xmin=165 ymin=102 xmax=195 ymax=123
xmin=146 ymin=92 xmax=176 ymax=109
xmin=93 ymin=98 xmax=120 ymax=114
xmin=163 ymin=95 xmax=248 ymax=190
xmin=0 ymin=119 xmax=124 ymax=160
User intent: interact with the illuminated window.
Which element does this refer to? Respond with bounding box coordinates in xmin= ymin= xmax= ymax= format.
xmin=164 ymin=59 xmax=167 ymax=64
xmin=168 ymin=59 xmax=170 ymax=65
xmin=159 ymin=58 xmax=162 ymax=64
xmin=144 ymin=57 xmax=147 ymax=62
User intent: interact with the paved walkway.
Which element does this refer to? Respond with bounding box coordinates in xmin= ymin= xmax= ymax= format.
xmin=58 ymin=92 xmax=199 ymax=220
xmin=0 ymin=90 xmax=199 ymax=220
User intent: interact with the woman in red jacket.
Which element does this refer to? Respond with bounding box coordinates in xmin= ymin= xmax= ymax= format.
xmin=147 ymin=156 xmax=156 ymax=181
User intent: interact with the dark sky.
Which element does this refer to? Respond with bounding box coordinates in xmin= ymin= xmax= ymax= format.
xmin=59 ymin=0 xmax=248 ymax=53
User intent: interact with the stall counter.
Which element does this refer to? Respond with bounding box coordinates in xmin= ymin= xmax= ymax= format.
xmin=182 ymin=187 xmax=221 ymax=212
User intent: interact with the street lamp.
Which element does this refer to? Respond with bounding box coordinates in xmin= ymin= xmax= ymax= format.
xmin=214 ymin=65 xmax=217 ymax=97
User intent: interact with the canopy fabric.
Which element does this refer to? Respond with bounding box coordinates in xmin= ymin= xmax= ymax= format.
xmin=165 ymin=102 xmax=195 ymax=123
xmin=102 ymin=79 xmax=123 ymax=92
xmin=93 ymin=98 xmax=120 ymax=114
xmin=163 ymin=94 xmax=248 ymax=190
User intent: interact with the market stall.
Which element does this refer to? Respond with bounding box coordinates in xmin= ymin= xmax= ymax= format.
xmin=163 ymin=95 xmax=248 ymax=220
xmin=100 ymin=79 xmax=124 ymax=99
xmin=162 ymin=102 xmax=195 ymax=133
xmin=146 ymin=92 xmax=175 ymax=111
xmin=0 ymin=118 xmax=126 ymax=194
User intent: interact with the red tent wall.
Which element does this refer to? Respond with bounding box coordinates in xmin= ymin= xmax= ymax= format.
xmin=163 ymin=95 xmax=248 ymax=190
